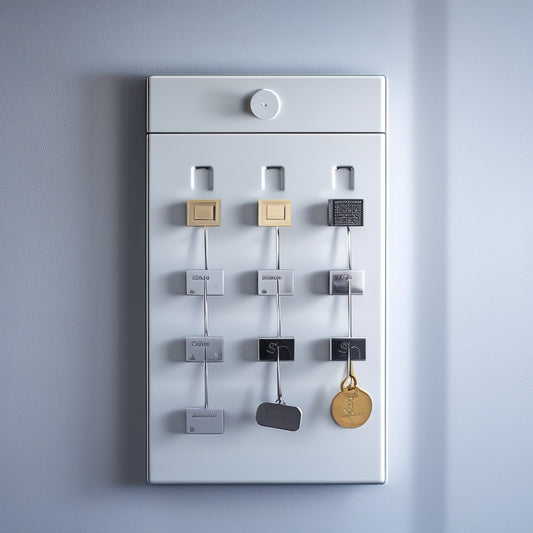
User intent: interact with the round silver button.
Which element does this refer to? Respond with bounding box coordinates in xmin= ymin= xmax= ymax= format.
xmin=250 ymin=89 xmax=281 ymax=120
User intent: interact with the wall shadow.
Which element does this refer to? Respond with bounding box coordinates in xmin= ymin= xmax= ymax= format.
xmin=411 ymin=0 xmax=449 ymax=530
xmin=116 ymin=75 xmax=147 ymax=485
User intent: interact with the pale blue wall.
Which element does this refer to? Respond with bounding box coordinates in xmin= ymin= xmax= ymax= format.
xmin=1 ymin=1 xmax=531 ymax=532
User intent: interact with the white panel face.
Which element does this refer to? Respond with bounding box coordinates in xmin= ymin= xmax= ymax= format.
xmin=147 ymin=76 xmax=386 ymax=484
xmin=147 ymin=75 xmax=386 ymax=133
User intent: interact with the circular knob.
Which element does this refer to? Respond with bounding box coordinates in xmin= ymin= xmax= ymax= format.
xmin=250 ymin=89 xmax=281 ymax=120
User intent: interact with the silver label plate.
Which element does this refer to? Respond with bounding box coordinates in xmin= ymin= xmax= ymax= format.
xmin=185 ymin=336 xmax=224 ymax=362
xmin=255 ymin=402 xmax=302 ymax=431
xmin=257 ymin=269 xmax=294 ymax=295
xmin=186 ymin=269 xmax=224 ymax=295
xmin=329 ymin=269 xmax=365 ymax=295
xmin=186 ymin=408 xmax=224 ymax=434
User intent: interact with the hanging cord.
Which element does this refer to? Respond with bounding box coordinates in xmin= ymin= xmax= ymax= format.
xmin=347 ymin=271 xmax=353 ymax=377
xmin=347 ymin=226 xmax=352 ymax=270
xmin=275 ymin=227 xmax=284 ymax=404
xmin=347 ymin=226 xmax=353 ymax=376
xmin=275 ymin=277 xmax=284 ymax=404
xmin=276 ymin=226 xmax=280 ymax=270
xmin=203 ymin=226 xmax=209 ymax=409
xmin=204 ymin=226 xmax=209 ymax=270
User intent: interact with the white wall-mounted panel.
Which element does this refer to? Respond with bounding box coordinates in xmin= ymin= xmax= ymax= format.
xmin=147 ymin=76 xmax=386 ymax=484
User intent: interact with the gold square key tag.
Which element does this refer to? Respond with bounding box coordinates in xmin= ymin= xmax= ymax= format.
xmin=187 ymin=199 xmax=221 ymax=226
xmin=258 ymin=199 xmax=291 ymax=227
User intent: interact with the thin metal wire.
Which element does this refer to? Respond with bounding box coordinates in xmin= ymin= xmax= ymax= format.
xmin=275 ymin=278 xmax=284 ymax=404
xmin=276 ymin=285 xmax=282 ymax=339
xmin=203 ymin=278 xmax=209 ymax=409
xmin=276 ymin=226 xmax=280 ymax=270
xmin=203 ymin=230 xmax=209 ymax=409
xmin=203 ymin=279 xmax=209 ymax=338
xmin=347 ymin=226 xmax=353 ymax=377
xmin=203 ymin=348 xmax=209 ymax=409
xmin=204 ymin=226 xmax=208 ymax=270
xmin=347 ymin=226 xmax=352 ymax=270
xmin=276 ymin=345 xmax=284 ymax=404
xmin=347 ymin=274 xmax=352 ymax=377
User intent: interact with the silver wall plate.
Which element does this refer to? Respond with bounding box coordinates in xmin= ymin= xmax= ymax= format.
xmin=329 ymin=270 xmax=365 ymax=295
xmin=256 ymin=402 xmax=302 ymax=431
xmin=186 ymin=408 xmax=224 ymax=434
xmin=257 ymin=269 xmax=294 ymax=295
xmin=186 ymin=269 xmax=224 ymax=295
xmin=185 ymin=336 xmax=224 ymax=362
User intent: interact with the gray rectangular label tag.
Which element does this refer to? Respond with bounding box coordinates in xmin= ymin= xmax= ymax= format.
xmin=186 ymin=408 xmax=224 ymax=434
xmin=329 ymin=270 xmax=365 ymax=295
xmin=186 ymin=269 xmax=224 ymax=295
xmin=257 ymin=269 xmax=294 ymax=295
xmin=185 ymin=336 xmax=224 ymax=362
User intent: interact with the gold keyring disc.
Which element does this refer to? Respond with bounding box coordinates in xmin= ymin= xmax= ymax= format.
xmin=331 ymin=387 xmax=372 ymax=428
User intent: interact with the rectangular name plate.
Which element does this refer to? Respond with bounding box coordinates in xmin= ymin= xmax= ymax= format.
xmin=329 ymin=269 xmax=365 ymax=295
xmin=258 ymin=337 xmax=295 ymax=361
xmin=185 ymin=336 xmax=224 ymax=362
xmin=186 ymin=269 xmax=224 ymax=295
xmin=186 ymin=408 xmax=224 ymax=434
xmin=330 ymin=337 xmax=366 ymax=361
xmin=257 ymin=269 xmax=294 ymax=295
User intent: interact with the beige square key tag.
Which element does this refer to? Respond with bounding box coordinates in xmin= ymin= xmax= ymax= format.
xmin=187 ymin=199 xmax=221 ymax=227
xmin=258 ymin=199 xmax=291 ymax=227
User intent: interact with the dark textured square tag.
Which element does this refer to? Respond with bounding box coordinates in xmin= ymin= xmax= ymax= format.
xmin=327 ymin=199 xmax=364 ymax=226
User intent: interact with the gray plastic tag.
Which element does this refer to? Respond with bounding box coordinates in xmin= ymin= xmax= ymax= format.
xmin=255 ymin=402 xmax=302 ymax=431
xmin=186 ymin=408 xmax=224 ymax=434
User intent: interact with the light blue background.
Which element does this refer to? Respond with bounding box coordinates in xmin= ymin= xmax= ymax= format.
xmin=1 ymin=1 xmax=531 ymax=531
